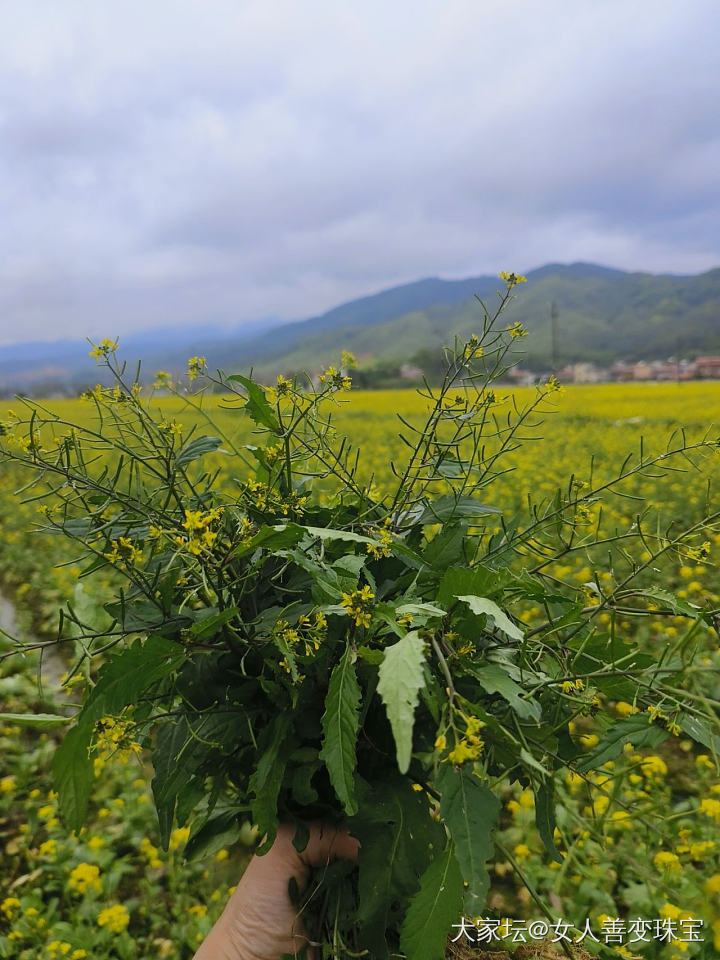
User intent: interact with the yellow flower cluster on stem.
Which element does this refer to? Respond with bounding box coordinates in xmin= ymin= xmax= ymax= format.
xmin=340 ymin=585 xmax=375 ymax=628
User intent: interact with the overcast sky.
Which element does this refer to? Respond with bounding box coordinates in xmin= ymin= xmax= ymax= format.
xmin=1 ymin=0 xmax=718 ymax=346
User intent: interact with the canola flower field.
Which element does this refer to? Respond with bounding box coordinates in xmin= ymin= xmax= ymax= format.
xmin=2 ymin=381 xmax=720 ymax=959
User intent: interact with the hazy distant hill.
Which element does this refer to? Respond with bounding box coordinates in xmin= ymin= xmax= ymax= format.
xmin=2 ymin=262 xmax=720 ymax=394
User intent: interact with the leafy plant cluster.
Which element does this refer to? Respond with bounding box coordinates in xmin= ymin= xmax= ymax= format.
xmin=2 ymin=275 xmax=720 ymax=959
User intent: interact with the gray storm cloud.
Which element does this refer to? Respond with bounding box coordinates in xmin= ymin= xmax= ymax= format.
xmin=0 ymin=0 xmax=718 ymax=345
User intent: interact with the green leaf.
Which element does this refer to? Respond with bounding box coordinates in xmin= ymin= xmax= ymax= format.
xmin=51 ymin=725 xmax=94 ymax=833
xmin=0 ymin=712 xmax=71 ymax=729
xmin=81 ymin=635 xmax=184 ymax=729
xmin=320 ymin=645 xmax=362 ymax=815
xmin=377 ymin=632 xmax=426 ymax=773
xmin=419 ymin=495 xmax=501 ymax=524
xmin=576 ymin=716 xmax=668 ymax=772
xmin=642 ymin=586 xmax=707 ymax=620
xmin=399 ymin=839 xmax=464 ymax=960
xmin=188 ymin=606 xmax=239 ymax=641
xmin=469 ymin=663 xmax=541 ymax=722
xmin=455 ymin=595 xmax=524 ymax=642
xmin=185 ymin=811 xmax=243 ymax=860
xmin=395 ymin=601 xmax=447 ymax=620
xmin=175 ymin=435 xmax=224 ymax=467
xmin=230 ymin=523 xmax=305 ymax=559
xmin=534 ymin=779 xmax=563 ymax=863
xmin=249 ymin=714 xmax=292 ymax=851
xmin=301 ymin=525 xmax=426 ymax=565
xmin=424 ymin=523 xmax=466 ymax=568
xmin=351 ymin=776 xmax=444 ymax=958
xmin=53 ymin=635 xmax=185 ymax=832
xmin=152 ymin=719 xmax=196 ymax=849
xmin=679 ymin=715 xmax=720 ymax=754
xmin=227 ymin=374 xmax=282 ymax=432
xmin=437 ymin=766 xmax=499 ymax=913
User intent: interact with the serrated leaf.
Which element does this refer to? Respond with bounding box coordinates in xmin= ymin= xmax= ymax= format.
xmin=469 ymin=663 xmax=541 ymax=722
xmin=53 ymin=635 xmax=185 ymax=832
xmin=320 ymin=645 xmax=361 ymax=815
xmin=377 ymin=632 xmax=426 ymax=773
xmin=399 ymin=840 xmax=464 ymax=960
xmin=437 ymin=766 xmax=499 ymax=912
xmin=455 ymin=595 xmax=524 ymax=642
xmin=175 ymin=435 xmax=224 ymax=467
xmin=643 ymin=586 xmax=706 ymax=620
xmin=51 ymin=725 xmax=94 ymax=833
xmin=81 ymin=635 xmax=184 ymax=728
xmin=576 ymin=716 xmax=668 ymax=772
xmin=0 ymin=712 xmax=71 ymax=729
xmin=227 ymin=374 xmax=282 ymax=432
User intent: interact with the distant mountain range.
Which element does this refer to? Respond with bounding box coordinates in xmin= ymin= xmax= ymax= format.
xmin=2 ymin=262 xmax=720 ymax=394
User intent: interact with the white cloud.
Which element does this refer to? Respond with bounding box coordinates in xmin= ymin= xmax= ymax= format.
xmin=0 ymin=0 xmax=718 ymax=345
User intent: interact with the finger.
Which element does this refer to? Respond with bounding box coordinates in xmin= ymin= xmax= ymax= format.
xmin=299 ymin=822 xmax=360 ymax=868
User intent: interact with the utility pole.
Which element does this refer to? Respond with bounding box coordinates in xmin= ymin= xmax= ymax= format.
xmin=551 ymin=300 xmax=559 ymax=373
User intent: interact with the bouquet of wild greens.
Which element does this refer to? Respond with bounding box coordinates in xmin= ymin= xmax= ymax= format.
xmin=2 ymin=273 xmax=719 ymax=959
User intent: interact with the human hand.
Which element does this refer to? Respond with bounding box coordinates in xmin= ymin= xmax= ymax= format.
xmin=193 ymin=822 xmax=359 ymax=960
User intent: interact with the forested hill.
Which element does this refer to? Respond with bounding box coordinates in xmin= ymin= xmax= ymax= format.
xmin=241 ymin=262 xmax=720 ymax=378
xmin=2 ymin=262 xmax=720 ymax=393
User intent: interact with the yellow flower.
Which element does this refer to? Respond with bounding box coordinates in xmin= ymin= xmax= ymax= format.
xmin=340 ymin=586 xmax=375 ymax=628
xmin=640 ymin=755 xmax=668 ymax=779
xmin=446 ymin=737 xmax=483 ymax=765
xmin=513 ymin=843 xmax=531 ymax=861
xmin=653 ymin=851 xmax=682 ymax=872
xmin=189 ymin=904 xmax=208 ymax=917
xmin=615 ymin=701 xmax=636 ymax=717
xmin=705 ymin=874 xmax=720 ymax=895
xmin=0 ymin=775 xmax=15 ymax=793
xmin=39 ymin=838 xmax=58 ymax=856
xmin=593 ymin=795 xmax=610 ymax=816
xmin=506 ymin=321 xmax=528 ymax=339
xmin=499 ymin=271 xmax=528 ymax=285
xmin=696 ymin=754 xmax=716 ymax=770
xmin=215 ymin=849 xmax=229 ymax=862
xmin=153 ymin=370 xmax=172 ymax=390
xmin=140 ymin=837 xmax=163 ymax=868
xmin=700 ymin=797 xmax=720 ymax=822
xmin=88 ymin=836 xmax=105 ymax=852
xmin=97 ymin=903 xmax=130 ymax=933
xmin=88 ymin=337 xmax=118 ymax=360
xmin=187 ymin=355 xmax=207 ymax=383
xmin=1 ymin=896 xmax=21 ymax=918
xmin=68 ymin=862 xmax=102 ymax=894
xmin=169 ymin=826 xmax=190 ymax=851
xmin=434 ymin=734 xmax=447 ymax=751
xmin=578 ymin=734 xmax=599 ymax=750
xmin=71 ymin=952 xmax=88 ymax=959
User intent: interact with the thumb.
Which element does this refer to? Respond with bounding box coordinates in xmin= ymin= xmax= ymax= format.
xmin=296 ymin=822 xmax=360 ymax=870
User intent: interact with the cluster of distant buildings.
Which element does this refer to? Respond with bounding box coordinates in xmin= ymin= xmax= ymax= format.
xmin=505 ymin=357 xmax=720 ymax=385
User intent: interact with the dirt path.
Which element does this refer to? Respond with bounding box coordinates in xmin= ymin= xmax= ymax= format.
xmin=0 ymin=590 xmax=66 ymax=690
